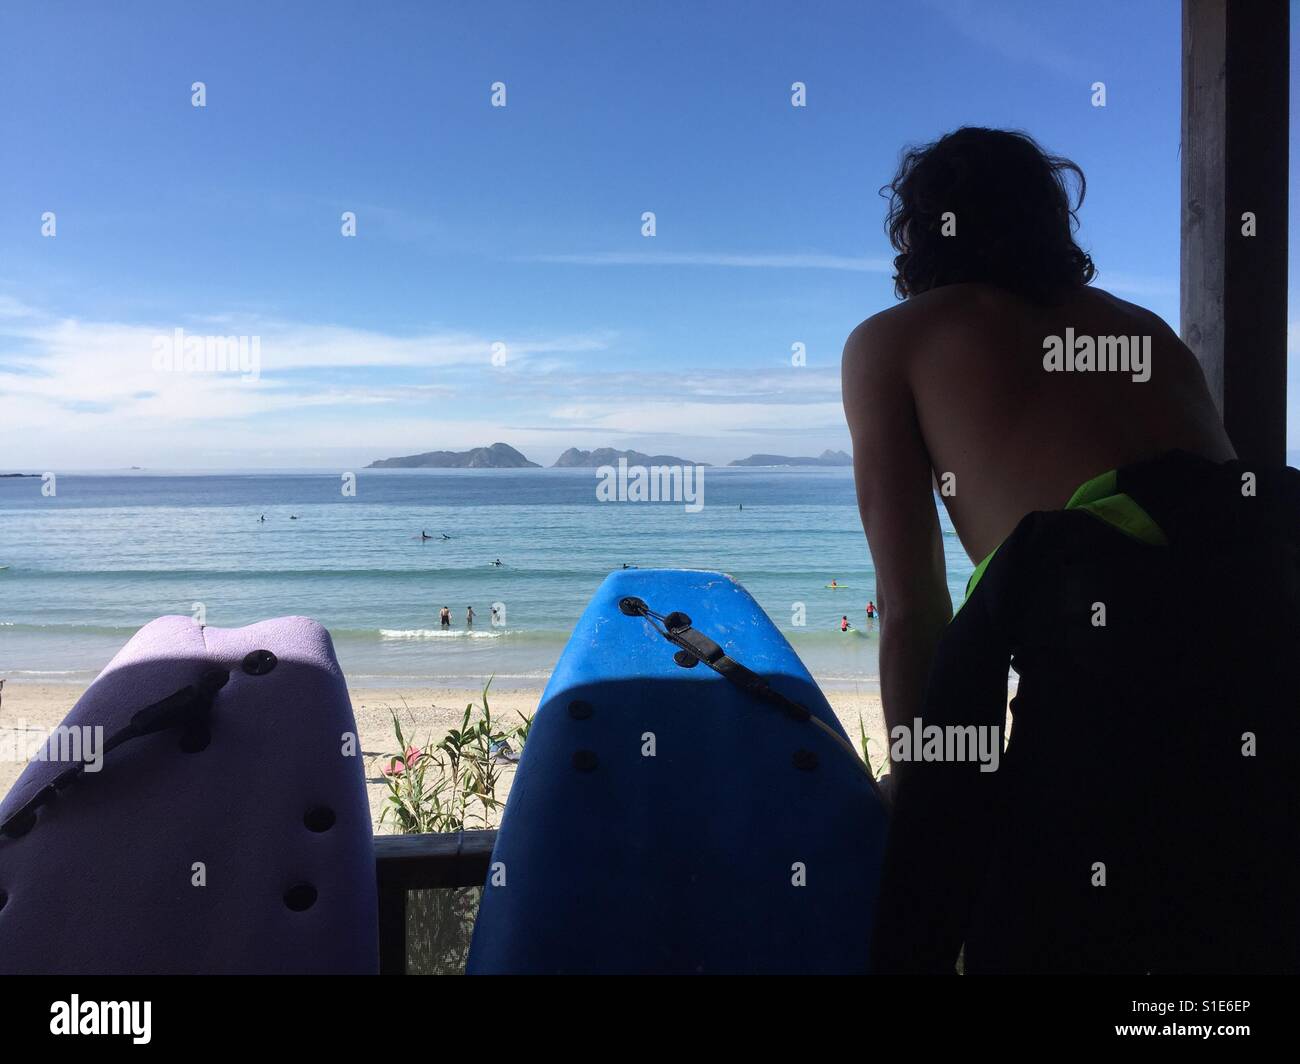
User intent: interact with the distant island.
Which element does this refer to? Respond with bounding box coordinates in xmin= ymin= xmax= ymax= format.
xmin=1 ymin=473 xmax=39 ymax=478
xmin=367 ymin=443 xmax=540 ymax=469
xmin=363 ymin=444 xmax=849 ymax=469
xmin=729 ymin=450 xmax=852 ymax=467
xmin=553 ymin=447 xmax=704 ymax=468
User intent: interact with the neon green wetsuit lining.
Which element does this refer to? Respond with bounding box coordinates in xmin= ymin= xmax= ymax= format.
xmin=955 ymin=468 xmax=1168 ymax=615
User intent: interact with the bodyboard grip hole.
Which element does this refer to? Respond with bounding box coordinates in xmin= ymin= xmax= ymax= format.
xmin=241 ymin=649 xmax=278 ymax=676
xmin=793 ymin=749 xmax=818 ymax=771
xmin=284 ymin=883 xmax=318 ymax=911
xmin=617 ymin=596 xmax=646 ymax=616
xmin=304 ymin=806 xmax=336 ymax=832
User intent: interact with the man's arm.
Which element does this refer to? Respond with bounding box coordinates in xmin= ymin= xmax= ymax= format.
xmin=841 ymin=318 xmax=952 ymax=771
xmin=871 ymin=571 xmax=1010 ymax=973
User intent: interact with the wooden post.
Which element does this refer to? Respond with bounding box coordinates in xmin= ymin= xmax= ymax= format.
xmin=377 ymin=883 xmax=407 ymax=976
xmin=1181 ymin=0 xmax=1289 ymax=467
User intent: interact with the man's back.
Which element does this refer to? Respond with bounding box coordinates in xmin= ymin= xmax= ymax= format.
xmin=848 ymin=282 xmax=1236 ymax=565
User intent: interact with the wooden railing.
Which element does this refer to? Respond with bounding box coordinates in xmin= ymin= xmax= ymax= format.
xmin=374 ymin=830 xmax=497 ymax=974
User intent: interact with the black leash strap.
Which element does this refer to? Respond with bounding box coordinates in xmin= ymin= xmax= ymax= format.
xmin=0 ymin=667 xmax=230 ymax=840
xmin=618 ymin=595 xmax=879 ymax=790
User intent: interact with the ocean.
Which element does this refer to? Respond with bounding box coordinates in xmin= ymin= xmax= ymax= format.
xmin=0 ymin=469 xmax=976 ymax=691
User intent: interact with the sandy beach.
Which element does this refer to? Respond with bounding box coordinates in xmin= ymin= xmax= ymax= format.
xmin=0 ymin=680 xmax=892 ymax=833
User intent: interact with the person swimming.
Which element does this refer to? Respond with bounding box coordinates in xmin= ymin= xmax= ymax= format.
xmin=490 ymin=559 xmax=504 ymax=567
xmin=258 ymin=514 xmax=266 ymax=522
xmin=420 ymin=530 xmax=432 ymax=540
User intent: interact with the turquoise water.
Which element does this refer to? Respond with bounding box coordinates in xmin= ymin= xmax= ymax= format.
xmin=0 ymin=469 xmax=975 ymax=690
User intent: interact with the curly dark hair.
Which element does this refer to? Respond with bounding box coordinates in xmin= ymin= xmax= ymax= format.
xmin=883 ymin=127 xmax=1095 ymax=304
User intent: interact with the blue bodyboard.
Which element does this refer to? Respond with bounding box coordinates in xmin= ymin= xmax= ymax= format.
xmin=468 ymin=569 xmax=887 ymax=974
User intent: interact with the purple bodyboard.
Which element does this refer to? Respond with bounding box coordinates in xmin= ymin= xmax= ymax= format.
xmin=0 ymin=616 xmax=377 ymax=974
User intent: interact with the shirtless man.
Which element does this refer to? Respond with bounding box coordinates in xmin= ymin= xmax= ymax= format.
xmin=843 ymin=127 xmax=1298 ymax=974
xmin=845 ymin=284 xmax=1234 ymax=754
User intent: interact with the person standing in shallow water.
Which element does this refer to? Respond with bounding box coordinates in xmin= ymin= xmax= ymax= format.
xmin=465 ymin=606 xmax=475 ymax=627
xmin=439 ymin=606 xmax=450 ymax=629
xmin=844 ymin=126 xmax=1298 ymax=974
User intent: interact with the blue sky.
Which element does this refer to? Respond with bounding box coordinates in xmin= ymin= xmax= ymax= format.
xmin=0 ymin=0 xmax=1295 ymax=468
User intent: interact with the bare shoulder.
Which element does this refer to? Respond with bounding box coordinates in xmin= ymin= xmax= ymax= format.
xmin=1086 ymin=286 xmax=1183 ymax=343
xmin=843 ymin=284 xmax=1018 ymax=371
xmin=843 ymin=300 xmax=911 ymax=361
xmin=849 ymin=284 xmax=1181 ymax=357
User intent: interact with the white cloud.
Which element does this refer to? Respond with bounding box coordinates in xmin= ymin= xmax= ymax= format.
xmin=0 ymin=299 xmax=858 ymax=468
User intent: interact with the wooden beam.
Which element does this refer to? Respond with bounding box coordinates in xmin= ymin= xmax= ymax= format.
xmin=1181 ymin=0 xmax=1289 ymax=466
xmin=374 ymin=829 xmax=497 ymax=890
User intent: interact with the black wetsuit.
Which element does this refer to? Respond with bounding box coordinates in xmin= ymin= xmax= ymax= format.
xmin=872 ymin=451 xmax=1300 ymax=974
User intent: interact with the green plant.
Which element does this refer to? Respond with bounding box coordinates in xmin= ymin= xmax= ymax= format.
xmin=378 ymin=680 xmax=533 ymax=973
xmin=858 ymin=714 xmax=890 ymax=780
xmin=379 ymin=679 xmax=531 ymax=834
xmin=515 ymin=708 xmax=534 ymax=745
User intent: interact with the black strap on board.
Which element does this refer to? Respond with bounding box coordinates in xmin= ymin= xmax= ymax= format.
xmin=618 ymin=594 xmax=880 ymax=791
xmin=0 ymin=667 xmax=230 ymax=840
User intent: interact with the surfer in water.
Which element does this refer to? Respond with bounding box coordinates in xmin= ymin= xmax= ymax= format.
xmin=258 ymin=514 xmax=266 ymax=522
xmin=490 ymin=558 xmax=504 ymax=567
xmin=844 ymin=127 xmax=1299 ymax=974
xmin=420 ymin=530 xmax=432 ymax=540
